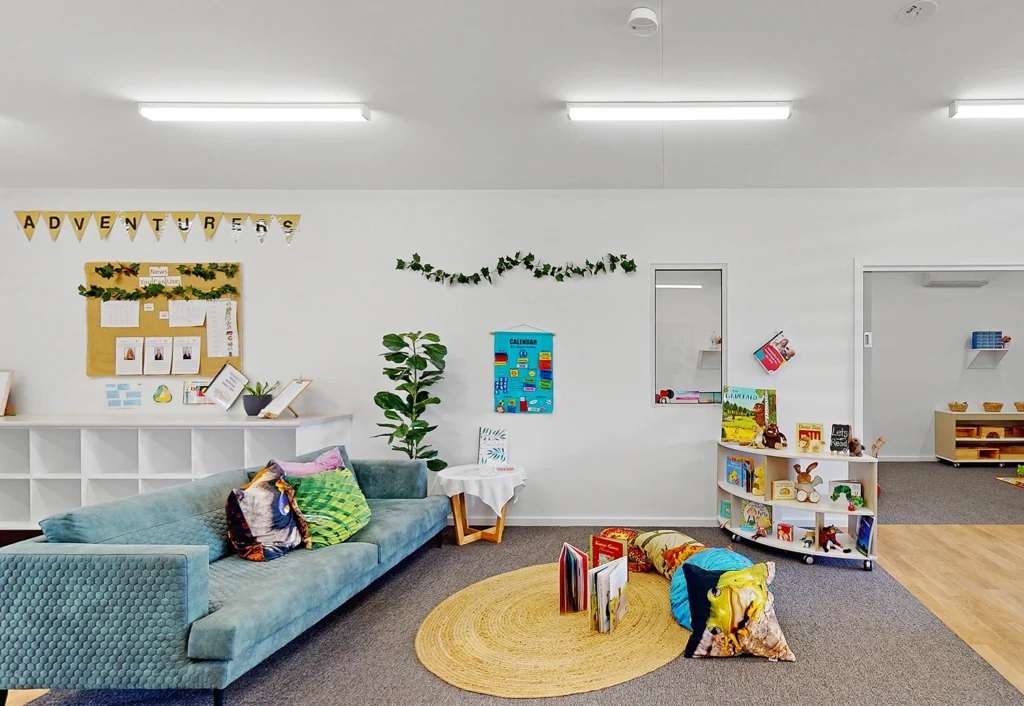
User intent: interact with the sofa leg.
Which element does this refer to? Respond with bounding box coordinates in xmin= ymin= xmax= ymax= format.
xmin=213 ymin=688 xmax=224 ymax=706
xmin=435 ymin=530 xmax=444 ymax=548
xmin=1 ymin=688 xmax=8 ymax=706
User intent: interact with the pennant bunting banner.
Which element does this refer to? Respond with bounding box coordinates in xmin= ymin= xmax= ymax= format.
xmin=146 ymin=212 xmax=168 ymax=241
xmin=199 ymin=212 xmax=223 ymax=240
xmin=223 ymin=213 xmax=249 ymax=244
xmin=121 ymin=212 xmax=142 ymax=241
xmin=250 ymin=213 xmax=271 ymax=244
xmin=41 ymin=212 xmax=66 ymax=241
xmin=15 ymin=211 xmax=38 ymax=241
xmin=172 ymin=212 xmax=196 ymax=241
xmin=275 ymin=214 xmax=301 ymax=245
xmin=68 ymin=212 xmax=92 ymax=241
xmin=94 ymin=212 xmax=117 ymax=239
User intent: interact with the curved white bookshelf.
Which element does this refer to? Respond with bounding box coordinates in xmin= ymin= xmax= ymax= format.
xmin=716 ymin=441 xmax=878 ymax=569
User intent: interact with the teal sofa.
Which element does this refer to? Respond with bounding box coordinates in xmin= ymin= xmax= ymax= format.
xmin=0 ymin=446 xmax=451 ymax=706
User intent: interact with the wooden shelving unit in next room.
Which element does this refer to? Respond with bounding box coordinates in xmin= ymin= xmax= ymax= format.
xmin=935 ymin=409 xmax=1024 ymax=467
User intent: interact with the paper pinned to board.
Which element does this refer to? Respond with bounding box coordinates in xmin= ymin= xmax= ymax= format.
xmin=100 ymin=300 xmax=140 ymax=328
xmin=115 ymin=337 xmax=144 ymax=376
xmin=143 ymin=337 xmax=172 ymax=375
xmin=206 ymin=300 xmax=238 ymax=358
xmin=172 ymin=336 xmax=201 ymax=375
xmin=168 ymin=300 xmax=207 ymax=328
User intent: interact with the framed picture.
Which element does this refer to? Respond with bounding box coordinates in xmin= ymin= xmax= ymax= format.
xmin=0 ymin=370 xmax=11 ymax=416
xmin=204 ymin=363 xmax=249 ymax=411
xmin=258 ymin=378 xmax=312 ymax=419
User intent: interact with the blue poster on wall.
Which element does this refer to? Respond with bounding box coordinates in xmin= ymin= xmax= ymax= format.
xmin=493 ymin=330 xmax=553 ymax=414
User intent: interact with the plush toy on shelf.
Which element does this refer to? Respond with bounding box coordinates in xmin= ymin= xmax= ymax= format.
xmin=762 ymin=424 xmax=788 ymax=450
xmin=801 ymin=530 xmax=815 ymax=549
xmin=848 ymin=437 xmax=865 ymax=457
xmin=830 ymin=484 xmax=866 ymax=511
xmin=751 ymin=463 xmax=766 ymax=496
xmin=793 ymin=462 xmax=822 ymax=503
xmin=819 ymin=525 xmax=853 ymax=554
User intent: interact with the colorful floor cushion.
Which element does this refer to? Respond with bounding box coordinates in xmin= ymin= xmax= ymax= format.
xmin=683 ymin=561 xmax=795 ymax=661
xmin=670 ymin=547 xmax=752 ymax=631
xmin=634 ymin=530 xmax=701 ymax=578
xmin=285 ymin=467 xmax=372 ymax=548
xmin=226 ymin=467 xmax=306 ymax=562
xmin=272 ymin=446 xmax=345 ymax=478
xmin=598 ymin=527 xmax=652 ymax=572
xmin=661 ymin=543 xmax=709 ymax=580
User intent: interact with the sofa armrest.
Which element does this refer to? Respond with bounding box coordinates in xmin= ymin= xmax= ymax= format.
xmin=0 ymin=541 xmax=209 ymax=689
xmin=350 ymin=458 xmax=428 ymax=499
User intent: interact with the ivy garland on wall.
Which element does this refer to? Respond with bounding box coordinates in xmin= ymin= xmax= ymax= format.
xmin=396 ymin=252 xmax=637 ymax=285
xmin=77 ymin=262 xmax=238 ymax=301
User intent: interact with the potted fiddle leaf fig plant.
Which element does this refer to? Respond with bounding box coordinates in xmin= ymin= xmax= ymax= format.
xmin=242 ymin=381 xmax=278 ymax=416
xmin=374 ymin=331 xmax=448 ymax=471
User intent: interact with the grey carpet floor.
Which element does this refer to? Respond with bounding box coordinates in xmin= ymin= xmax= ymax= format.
xmin=31 ymin=526 xmax=1024 ymax=706
xmin=879 ymin=461 xmax=1024 ymax=523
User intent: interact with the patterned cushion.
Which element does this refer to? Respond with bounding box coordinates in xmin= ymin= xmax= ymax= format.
xmin=683 ymin=561 xmax=795 ymax=661
xmin=286 ymin=467 xmax=372 ymax=548
xmin=225 ymin=468 xmax=305 ymax=562
xmin=633 ymin=530 xmax=701 ymax=578
xmin=661 ymin=543 xmax=711 ymax=580
xmin=271 ymin=447 xmax=344 ymax=477
xmin=669 ymin=547 xmax=751 ymax=631
xmin=599 ymin=527 xmax=652 ymax=572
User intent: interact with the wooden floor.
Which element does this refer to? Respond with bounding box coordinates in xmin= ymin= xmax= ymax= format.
xmin=878 ymin=524 xmax=1024 ymax=695
xmin=7 ymin=524 xmax=1023 ymax=704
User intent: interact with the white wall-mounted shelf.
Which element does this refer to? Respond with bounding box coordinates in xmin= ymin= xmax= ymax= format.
xmin=965 ymin=348 xmax=1009 ymax=369
xmin=716 ymin=441 xmax=877 ymax=569
xmin=0 ymin=414 xmax=352 ymax=531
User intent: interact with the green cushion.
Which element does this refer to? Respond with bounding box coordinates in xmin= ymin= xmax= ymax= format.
xmin=285 ymin=468 xmax=371 ymax=548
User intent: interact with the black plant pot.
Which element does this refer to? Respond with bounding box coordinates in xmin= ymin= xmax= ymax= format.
xmin=243 ymin=395 xmax=272 ymax=416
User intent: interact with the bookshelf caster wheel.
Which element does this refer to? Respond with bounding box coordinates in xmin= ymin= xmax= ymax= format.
xmin=953 ymin=463 xmax=961 ymax=468
xmin=863 ymin=560 xmax=873 ymax=572
xmin=802 ymin=555 xmax=814 ymax=565
xmin=732 ymin=534 xmax=742 ymax=543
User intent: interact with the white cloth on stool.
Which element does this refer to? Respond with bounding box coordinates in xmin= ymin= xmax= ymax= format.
xmin=432 ymin=465 xmax=527 ymax=516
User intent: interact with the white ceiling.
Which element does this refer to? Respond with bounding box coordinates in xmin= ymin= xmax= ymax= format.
xmin=3 ymin=0 xmax=1024 ymax=189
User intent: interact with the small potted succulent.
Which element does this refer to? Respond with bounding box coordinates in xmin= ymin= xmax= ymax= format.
xmin=242 ymin=381 xmax=278 ymax=416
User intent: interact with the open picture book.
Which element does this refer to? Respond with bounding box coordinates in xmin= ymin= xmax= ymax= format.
xmin=559 ymin=542 xmax=589 ymax=613
xmin=589 ymin=557 xmax=629 ymax=634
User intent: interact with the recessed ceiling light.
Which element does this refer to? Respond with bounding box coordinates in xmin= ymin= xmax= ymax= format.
xmin=566 ymin=102 xmax=792 ymax=122
xmin=138 ymin=103 xmax=371 ymax=122
xmin=949 ymin=99 xmax=1024 ymax=119
xmin=655 ymin=284 xmax=703 ymax=289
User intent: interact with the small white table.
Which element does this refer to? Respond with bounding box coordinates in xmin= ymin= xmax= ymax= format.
xmin=433 ymin=465 xmax=527 ymax=546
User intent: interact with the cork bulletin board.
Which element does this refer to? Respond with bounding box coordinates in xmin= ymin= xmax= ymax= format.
xmin=84 ymin=262 xmax=242 ymax=377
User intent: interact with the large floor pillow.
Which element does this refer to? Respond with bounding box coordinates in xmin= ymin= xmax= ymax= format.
xmin=598 ymin=527 xmax=652 ymax=572
xmin=226 ymin=468 xmax=306 ymax=562
xmin=683 ymin=561 xmax=795 ymax=661
xmin=670 ymin=547 xmax=752 ymax=630
xmin=634 ymin=530 xmax=701 ymax=578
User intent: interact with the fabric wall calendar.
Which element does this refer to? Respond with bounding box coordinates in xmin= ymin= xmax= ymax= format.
xmin=494 ymin=331 xmax=553 ymax=414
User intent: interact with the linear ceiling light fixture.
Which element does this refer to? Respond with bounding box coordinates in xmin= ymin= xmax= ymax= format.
xmin=655 ymin=284 xmax=703 ymax=289
xmin=138 ymin=102 xmax=371 ymax=122
xmin=949 ymin=99 xmax=1024 ymax=119
xmin=566 ymin=101 xmax=791 ymax=122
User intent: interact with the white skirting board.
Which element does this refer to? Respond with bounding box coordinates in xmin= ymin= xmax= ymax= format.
xmin=877 ymin=455 xmax=934 ymax=462
xmin=458 ymin=516 xmax=721 ymax=527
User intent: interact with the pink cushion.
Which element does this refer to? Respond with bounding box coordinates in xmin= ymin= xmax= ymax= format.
xmin=272 ymin=447 xmax=344 ymax=477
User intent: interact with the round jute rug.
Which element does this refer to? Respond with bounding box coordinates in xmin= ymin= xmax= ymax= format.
xmin=415 ymin=562 xmax=689 ymax=698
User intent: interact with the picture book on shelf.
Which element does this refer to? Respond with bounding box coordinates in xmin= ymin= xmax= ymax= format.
xmin=725 ymin=455 xmax=753 ymax=490
xmin=721 ymin=386 xmax=777 ymax=445
xmin=740 ymin=499 xmax=772 ymax=536
xmin=753 ymin=331 xmax=796 ymax=375
xmin=856 ymin=516 xmax=874 ymax=557
xmin=589 ymin=557 xmax=629 ymax=633
xmin=590 ymin=535 xmax=627 ymax=567
xmin=796 ymin=423 xmax=825 ymax=452
xmin=719 ymin=499 xmax=732 ymax=521
xmin=559 ymin=542 xmax=589 ymax=613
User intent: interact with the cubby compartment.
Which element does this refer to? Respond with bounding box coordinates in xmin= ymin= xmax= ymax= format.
xmin=31 ymin=478 xmax=82 ymax=522
xmin=29 ymin=428 xmax=82 ymax=476
xmin=86 ymin=478 xmax=140 ymax=505
xmin=192 ymin=429 xmax=245 ymax=477
xmin=139 ymin=428 xmax=193 ymax=477
xmin=244 ymin=428 xmax=297 ymax=468
xmin=141 ymin=477 xmax=191 ymax=494
xmin=0 ymin=479 xmax=31 ymax=527
xmin=82 ymin=428 xmax=139 ymax=477
xmin=0 ymin=428 xmax=31 ymax=476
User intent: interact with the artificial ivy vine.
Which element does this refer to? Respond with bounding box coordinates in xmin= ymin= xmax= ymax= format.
xmin=396 ymin=252 xmax=637 ymax=285
xmin=80 ymin=262 xmax=239 ymax=301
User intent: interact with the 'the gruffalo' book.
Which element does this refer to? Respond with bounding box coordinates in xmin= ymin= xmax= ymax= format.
xmin=721 ymin=387 xmax=777 ymax=444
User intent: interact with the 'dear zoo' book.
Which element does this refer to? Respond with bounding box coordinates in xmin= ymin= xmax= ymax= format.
xmin=721 ymin=387 xmax=777 ymax=444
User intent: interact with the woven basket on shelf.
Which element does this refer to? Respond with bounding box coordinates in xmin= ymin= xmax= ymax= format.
xmin=983 ymin=402 xmax=1004 ymax=412
xmin=948 ymin=402 xmax=968 ymax=412
xmin=1015 ymin=402 xmax=1024 ymax=412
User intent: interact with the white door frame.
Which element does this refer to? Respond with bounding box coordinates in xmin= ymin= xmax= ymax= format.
xmin=853 ymin=259 xmax=1024 ymax=436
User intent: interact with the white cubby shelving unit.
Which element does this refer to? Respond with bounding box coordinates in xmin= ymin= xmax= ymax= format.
xmin=716 ymin=441 xmax=878 ymax=571
xmin=0 ymin=414 xmax=352 ymax=530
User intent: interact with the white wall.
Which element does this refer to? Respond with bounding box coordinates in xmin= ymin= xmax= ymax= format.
xmin=4 ymin=188 xmax=1024 ymax=524
xmin=868 ymin=271 xmax=1024 ymax=460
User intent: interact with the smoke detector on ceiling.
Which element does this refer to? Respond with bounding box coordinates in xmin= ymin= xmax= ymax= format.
xmin=896 ymin=1 xmax=938 ymax=25
xmin=628 ymin=7 xmax=659 ymax=37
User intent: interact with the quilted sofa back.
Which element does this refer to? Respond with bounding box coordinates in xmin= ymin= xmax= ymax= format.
xmin=39 ymin=469 xmax=254 ymax=562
